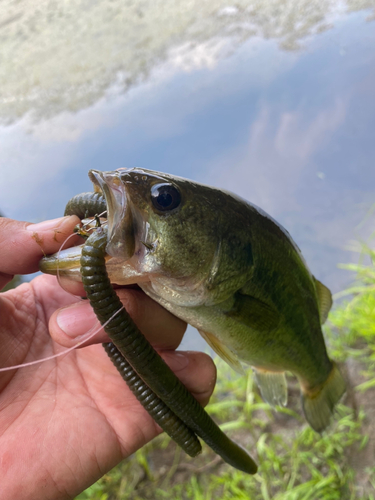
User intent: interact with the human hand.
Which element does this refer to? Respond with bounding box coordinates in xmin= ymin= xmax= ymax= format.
xmin=0 ymin=216 xmax=216 ymax=500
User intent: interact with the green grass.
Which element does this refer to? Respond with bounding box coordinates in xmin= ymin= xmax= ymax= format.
xmin=76 ymin=247 xmax=375 ymax=500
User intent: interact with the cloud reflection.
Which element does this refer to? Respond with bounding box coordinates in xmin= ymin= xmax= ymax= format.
xmin=202 ymin=97 xmax=346 ymax=217
xmin=1 ymin=0 xmax=374 ymax=123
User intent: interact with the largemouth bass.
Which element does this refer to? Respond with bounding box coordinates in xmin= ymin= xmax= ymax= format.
xmin=41 ymin=168 xmax=345 ymax=432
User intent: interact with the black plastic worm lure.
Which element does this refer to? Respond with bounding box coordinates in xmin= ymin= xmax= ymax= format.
xmin=69 ymin=192 xmax=257 ymax=474
xmin=64 ymin=192 xmax=107 ymax=219
xmin=103 ymin=342 xmax=201 ymax=457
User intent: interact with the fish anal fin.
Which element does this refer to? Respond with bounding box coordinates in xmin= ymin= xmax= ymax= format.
xmin=301 ymin=362 xmax=346 ymax=432
xmin=198 ymin=329 xmax=245 ymax=375
xmin=253 ymin=368 xmax=288 ymax=407
xmin=313 ymin=277 xmax=333 ymax=324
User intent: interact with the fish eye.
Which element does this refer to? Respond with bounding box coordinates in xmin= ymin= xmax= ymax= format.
xmin=151 ymin=183 xmax=181 ymax=212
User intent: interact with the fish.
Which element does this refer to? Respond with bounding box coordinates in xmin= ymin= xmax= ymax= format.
xmin=40 ymin=168 xmax=346 ymax=432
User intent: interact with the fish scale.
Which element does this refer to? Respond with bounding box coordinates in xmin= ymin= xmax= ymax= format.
xmin=40 ymin=168 xmax=346 ymax=437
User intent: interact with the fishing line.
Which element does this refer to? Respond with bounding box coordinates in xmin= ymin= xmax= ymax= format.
xmin=0 ymin=216 xmax=114 ymax=371
xmin=0 ymin=305 xmax=124 ymax=372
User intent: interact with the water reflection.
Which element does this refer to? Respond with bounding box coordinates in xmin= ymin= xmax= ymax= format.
xmin=0 ymin=3 xmax=374 ymax=316
xmin=1 ymin=0 xmax=374 ymax=122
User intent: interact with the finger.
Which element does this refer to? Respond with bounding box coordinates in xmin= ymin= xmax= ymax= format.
xmin=49 ymin=288 xmax=187 ymax=350
xmin=55 ymin=277 xmax=86 ymax=298
xmin=161 ymin=350 xmax=217 ymax=406
xmin=0 ymin=217 xmax=81 ymax=282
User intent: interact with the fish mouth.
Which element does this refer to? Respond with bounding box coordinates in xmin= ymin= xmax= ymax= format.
xmin=89 ymin=169 xmax=135 ymax=260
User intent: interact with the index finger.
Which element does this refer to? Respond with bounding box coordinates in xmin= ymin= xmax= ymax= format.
xmin=0 ymin=216 xmax=80 ymax=288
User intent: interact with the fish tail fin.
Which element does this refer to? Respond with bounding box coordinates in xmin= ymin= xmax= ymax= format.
xmin=301 ymin=362 xmax=346 ymax=432
xmin=253 ymin=368 xmax=288 ymax=407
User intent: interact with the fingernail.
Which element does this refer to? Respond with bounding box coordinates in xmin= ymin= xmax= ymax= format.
xmin=57 ymin=302 xmax=98 ymax=338
xmin=26 ymin=217 xmax=68 ymax=231
xmin=160 ymin=351 xmax=189 ymax=372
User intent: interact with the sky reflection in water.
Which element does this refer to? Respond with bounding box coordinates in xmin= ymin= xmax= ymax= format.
xmin=0 ymin=5 xmax=374 ymax=348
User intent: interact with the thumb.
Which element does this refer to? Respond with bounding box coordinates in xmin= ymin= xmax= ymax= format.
xmin=0 ymin=216 xmax=80 ymax=287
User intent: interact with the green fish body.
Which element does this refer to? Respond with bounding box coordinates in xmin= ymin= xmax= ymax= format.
xmin=41 ymin=168 xmax=345 ymax=431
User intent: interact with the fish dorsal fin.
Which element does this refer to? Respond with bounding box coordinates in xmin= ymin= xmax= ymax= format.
xmin=198 ymin=329 xmax=245 ymax=375
xmin=253 ymin=368 xmax=288 ymax=407
xmin=313 ymin=277 xmax=333 ymax=324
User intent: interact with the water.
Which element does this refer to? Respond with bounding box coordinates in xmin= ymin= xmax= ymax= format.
xmin=1 ymin=1 xmax=374 ymax=350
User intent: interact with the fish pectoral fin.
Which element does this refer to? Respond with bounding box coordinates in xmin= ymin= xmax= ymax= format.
xmin=313 ymin=277 xmax=332 ymax=324
xmin=253 ymin=368 xmax=288 ymax=407
xmin=228 ymin=292 xmax=280 ymax=332
xmin=198 ymin=329 xmax=245 ymax=375
xmin=301 ymin=362 xmax=346 ymax=433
